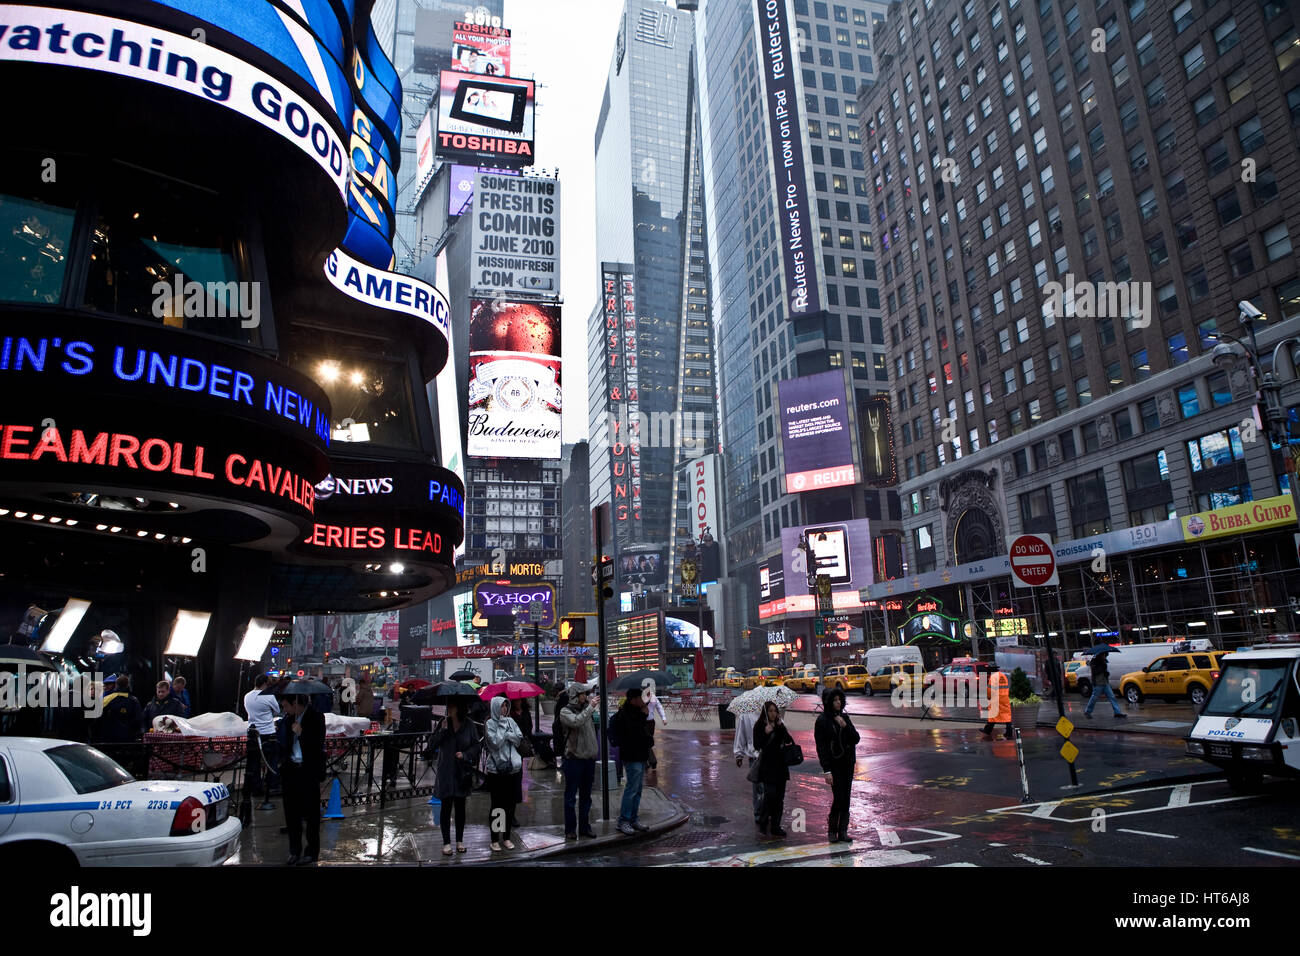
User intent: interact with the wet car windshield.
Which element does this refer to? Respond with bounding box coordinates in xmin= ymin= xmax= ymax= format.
xmin=44 ymin=744 xmax=134 ymax=795
xmin=1201 ymin=661 xmax=1289 ymax=718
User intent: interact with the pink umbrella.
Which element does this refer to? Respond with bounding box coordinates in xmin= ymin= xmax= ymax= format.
xmin=478 ymin=680 xmax=543 ymax=700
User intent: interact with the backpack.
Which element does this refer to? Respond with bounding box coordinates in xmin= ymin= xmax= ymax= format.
xmin=607 ymin=710 xmax=622 ymax=749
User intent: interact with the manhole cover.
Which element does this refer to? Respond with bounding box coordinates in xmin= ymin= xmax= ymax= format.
xmin=651 ymin=831 xmax=723 ymax=848
xmin=979 ymin=844 xmax=1083 ymax=865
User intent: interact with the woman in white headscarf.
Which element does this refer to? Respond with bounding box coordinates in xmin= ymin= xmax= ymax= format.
xmin=642 ymin=680 xmax=667 ymax=770
xmin=483 ymin=696 xmax=523 ymax=851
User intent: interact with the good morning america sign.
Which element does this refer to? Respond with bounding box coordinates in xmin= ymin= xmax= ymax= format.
xmin=0 ymin=6 xmax=348 ymax=196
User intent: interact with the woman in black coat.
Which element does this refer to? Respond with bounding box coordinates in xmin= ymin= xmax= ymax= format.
xmin=814 ymin=687 xmax=860 ymax=843
xmin=752 ymin=700 xmax=793 ymax=837
xmin=430 ymin=700 xmax=481 ymax=855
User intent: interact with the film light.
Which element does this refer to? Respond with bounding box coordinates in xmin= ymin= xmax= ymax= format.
xmin=40 ymin=598 xmax=92 ymax=653
xmin=234 ymin=617 xmax=277 ymax=662
xmin=164 ymin=609 xmax=212 ymax=657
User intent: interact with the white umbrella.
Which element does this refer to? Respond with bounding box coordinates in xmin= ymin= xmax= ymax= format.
xmin=727 ymin=684 xmax=798 ymax=715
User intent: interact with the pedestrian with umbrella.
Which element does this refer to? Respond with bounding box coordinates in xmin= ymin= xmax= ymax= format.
xmin=753 ymin=699 xmax=794 ymax=837
xmin=814 ymin=686 xmax=860 ymax=842
xmin=483 ymin=696 xmax=524 ymax=851
xmin=1082 ymin=645 xmax=1127 ymax=720
xmin=728 ymin=686 xmax=796 ymax=829
xmin=429 ymin=684 xmax=483 ymax=855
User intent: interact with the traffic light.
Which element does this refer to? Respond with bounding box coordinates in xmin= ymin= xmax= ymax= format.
xmin=593 ymin=556 xmax=614 ymax=599
xmin=559 ymin=617 xmax=587 ymax=644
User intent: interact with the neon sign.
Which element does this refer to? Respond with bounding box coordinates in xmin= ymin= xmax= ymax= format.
xmin=304 ymin=524 xmax=442 ymax=552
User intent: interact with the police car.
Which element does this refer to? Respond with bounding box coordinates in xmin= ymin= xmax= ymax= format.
xmin=0 ymin=737 xmax=241 ymax=866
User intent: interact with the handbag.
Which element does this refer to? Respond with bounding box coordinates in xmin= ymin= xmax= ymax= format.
xmin=782 ymin=742 xmax=804 ymax=767
xmin=745 ymin=757 xmax=761 ymax=783
xmin=518 ymin=733 xmax=535 ymax=758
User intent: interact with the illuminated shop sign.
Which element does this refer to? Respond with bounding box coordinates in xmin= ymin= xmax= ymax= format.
xmin=0 ymin=6 xmax=348 ymax=197
xmin=0 ymin=322 xmax=332 ymax=450
xmin=303 ymin=524 xmax=444 ymax=552
xmin=601 ymin=265 xmax=642 ymax=533
xmin=472 ymin=582 xmax=556 ymax=628
xmin=324 ymin=248 xmax=450 ymax=340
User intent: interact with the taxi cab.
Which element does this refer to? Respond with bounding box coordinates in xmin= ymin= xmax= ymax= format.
xmin=711 ymin=667 xmax=743 ymax=688
xmin=823 ymin=664 xmax=870 ymax=693
xmin=1119 ymin=651 xmax=1227 ymax=707
xmin=783 ymin=665 xmax=820 ymax=693
xmin=1064 ymin=659 xmax=1091 ymax=695
xmin=866 ymin=662 xmax=925 ymax=695
xmin=742 ymin=667 xmax=785 ymax=689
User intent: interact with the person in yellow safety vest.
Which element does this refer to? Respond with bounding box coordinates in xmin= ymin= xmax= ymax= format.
xmin=980 ymin=668 xmax=1013 ymax=740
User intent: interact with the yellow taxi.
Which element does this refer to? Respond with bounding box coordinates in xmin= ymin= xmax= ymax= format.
xmin=783 ymin=664 xmax=820 ymax=693
xmin=1064 ymin=659 xmax=1088 ymax=694
xmin=865 ymin=662 xmax=925 ymax=696
xmin=823 ymin=664 xmax=870 ymax=693
xmin=710 ymin=667 xmax=744 ymax=688
xmin=742 ymin=667 xmax=785 ymax=689
xmin=1119 ymin=651 xmax=1227 ymax=707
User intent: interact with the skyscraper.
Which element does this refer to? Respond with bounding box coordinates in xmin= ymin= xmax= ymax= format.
xmin=700 ymin=0 xmax=897 ymax=669
xmin=591 ymin=0 xmax=721 ymax=611
xmin=859 ymin=0 xmax=1300 ymax=649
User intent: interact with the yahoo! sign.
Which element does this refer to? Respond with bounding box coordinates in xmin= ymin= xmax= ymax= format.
xmin=472 ymin=581 xmax=555 ymax=628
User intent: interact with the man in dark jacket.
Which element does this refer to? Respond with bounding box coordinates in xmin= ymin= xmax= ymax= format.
xmin=277 ymin=694 xmax=326 ymax=865
xmin=96 ymin=675 xmax=143 ymax=744
xmin=610 ymin=688 xmax=654 ymax=834
xmin=141 ymin=680 xmax=186 ymax=731
xmin=814 ymin=687 xmax=861 ymax=843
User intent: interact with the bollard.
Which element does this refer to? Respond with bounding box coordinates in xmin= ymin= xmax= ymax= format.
xmin=1013 ymin=727 xmax=1031 ymax=803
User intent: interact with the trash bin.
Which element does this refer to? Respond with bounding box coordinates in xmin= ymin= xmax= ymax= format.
xmin=717 ymin=703 xmax=736 ymax=729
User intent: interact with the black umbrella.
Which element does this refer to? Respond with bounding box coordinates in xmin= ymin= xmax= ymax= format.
xmin=448 ymin=670 xmax=479 ymax=682
xmin=427 ymin=680 xmax=480 ymax=702
xmin=1085 ymin=644 xmax=1117 ymax=657
xmin=612 ymin=670 xmax=676 ymax=691
xmin=260 ymin=678 xmax=332 ymax=696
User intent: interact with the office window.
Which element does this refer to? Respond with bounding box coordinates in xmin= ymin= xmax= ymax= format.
xmin=1131 ymin=349 xmax=1150 ymax=381
xmin=1264 ymin=223 xmax=1293 ymax=261
xmin=1226 ymin=240 xmax=1254 ymax=279
xmin=1178 ymin=384 xmax=1200 ymax=418
xmin=1076 ymin=375 xmax=1092 ymax=406
xmin=1277 ymin=28 xmax=1300 ymax=72
xmin=1183 ymin=43 xmax=1206 ymax=80
xmin=1253 ymin=168 xmax=1279 ymax=205
xmin=1187 ymin=427 xmax=1245 ymax=472
xmin=1226 ymin=65 xmax=1251 ymax=105
xmin=1172 ymin=0 xmax=1193 ymax=33
xmin=1203 ymin=138 xmax=1229 ymax=176
xmin=1193 ymin=90 xmax=1217 ymax=127
xmin=1216 ymin=188 xmax=1242 ymax=224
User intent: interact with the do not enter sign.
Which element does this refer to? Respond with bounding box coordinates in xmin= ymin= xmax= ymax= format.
xmin=1008 ymin=533 xmax=1058 ymax=587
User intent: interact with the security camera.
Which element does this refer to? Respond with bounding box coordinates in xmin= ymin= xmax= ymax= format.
xmin=1238 ymin=300 xmax=1265 ymax=320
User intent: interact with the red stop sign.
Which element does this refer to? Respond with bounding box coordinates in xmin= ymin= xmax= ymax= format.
xmin=1009 ymin=534 xmax=1057 ymax=587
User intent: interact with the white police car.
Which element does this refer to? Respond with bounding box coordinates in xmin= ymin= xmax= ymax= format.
xmin=0 ymin=737 xmax=241 ymax=866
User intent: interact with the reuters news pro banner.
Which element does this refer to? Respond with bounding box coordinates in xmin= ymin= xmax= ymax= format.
xmin=466 ymin=297 xmax=562 ymax=459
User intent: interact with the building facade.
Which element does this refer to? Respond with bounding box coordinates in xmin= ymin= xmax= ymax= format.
xmin=859 ymin=0 xmax=1300 ymax=656
xmin=700 ymin=0 xmax=899 ymax=669
xmin=562 ymin=442 xmax=595 ymax=616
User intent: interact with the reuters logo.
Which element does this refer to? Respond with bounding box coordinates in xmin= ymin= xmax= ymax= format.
xmin=793 ymin=474 xmax=806 ymax=490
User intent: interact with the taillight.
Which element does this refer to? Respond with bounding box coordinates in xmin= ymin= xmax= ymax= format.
xmin=1211 ymin=671 xmax=1220 ymax=681
xmin=170 ymin=796 xmax=205 ymax=836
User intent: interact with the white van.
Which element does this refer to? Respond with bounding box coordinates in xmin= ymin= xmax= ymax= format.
xmin=1095 ymin=640 xmax=1213 ymax=690
xmin=1186 ymin=644 xmax=1300 ymax=791
xmin=865 ymin=645 xmax=923 ymax=675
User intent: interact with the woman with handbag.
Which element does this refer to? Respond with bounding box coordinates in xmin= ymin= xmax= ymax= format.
xmin=814 ymin=687 xmax=860 ymax=843
xmin=753 ymin=700 xmax=797 ymax=837
xmin=484 ymin=697 xmax=524 ymax=851
xmin=430 ymin=700 xmax=481 ymax=855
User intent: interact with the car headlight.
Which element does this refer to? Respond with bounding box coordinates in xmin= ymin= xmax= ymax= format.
xmin=1185 ymin=741 xmax=1205 ymax=755
xmin=1242 ymin=746 xmax=1274 ymax=762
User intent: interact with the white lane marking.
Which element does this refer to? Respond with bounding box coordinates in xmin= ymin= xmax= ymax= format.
xmin=1116 ymin=828 xmax=1178 ymax=839
xmin=877 ymin=826 xmax=901 ymax=846
xmin=1013 ymin=852 xmax=1052 ymax=865
xmin=989 ymin=842 xmax=1008 ymax=846
xmin=787 ymin=848 xmax=933 ymax=867
xmin=1167 ymin=784 xmax=1192 ymax=808
xmin=1030 ymin=800 xmax=1062 ymax=818
xmin=1243 ymin=846 xmax=1300 ymax=862
xmin=940 ymin=862 xmax=979 ymax=866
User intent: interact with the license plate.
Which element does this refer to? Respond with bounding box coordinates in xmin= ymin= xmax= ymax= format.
xmin=213 ymin=799 xmax=229 ymax=824
xmin=1208 ymin=744 xmax=1233 ymax=757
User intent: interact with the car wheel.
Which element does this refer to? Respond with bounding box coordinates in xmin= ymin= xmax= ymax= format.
xmin=0 ymin=841 xmax=78 ymax=869
xmin=1077 ymin=679 xmax=1092 ymax=697
xmin=1124 ymin=684 xmax=1143 ymax=705
xmin=864 ymin=683 xmax=874 ymax=697
xmin=1189 ymin=684 xmax=1208 ymax=708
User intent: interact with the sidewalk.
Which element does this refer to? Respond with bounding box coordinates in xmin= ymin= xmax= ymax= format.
xmin=236 ymin=758 xmax=688 ymax=866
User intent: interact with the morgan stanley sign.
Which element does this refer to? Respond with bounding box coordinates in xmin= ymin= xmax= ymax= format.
xmin=755 ymin=0 xmax=820 ymax=319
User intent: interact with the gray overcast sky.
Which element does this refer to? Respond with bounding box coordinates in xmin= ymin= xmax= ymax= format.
xmin=505 ymin=0 xmax=627 ymax=444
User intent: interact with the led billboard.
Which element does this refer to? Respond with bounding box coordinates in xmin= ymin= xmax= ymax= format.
xmin=665 ymin=616 xmax=715 ymax=649
xmin=611 ymin=611 xmax=661 ymax=672
xmin=451 ymin=21 xmax=511 ymax=76
xmin=466 ymin=298 xmax=562 ymax=459
xmin=859 ymin=394 xmax=898 ymax=484
xmin=436 ymin=71 xmax=535 ymax=168
xmin=601 ymin=264 xmax=643 ymax=535
xmin=777 ymin=370 xmax=856 ymax=493
xmin=619 ymin=545 xmax=666 ymax=586
xmin=759 ymin=519 xmax=874 ymax=619
xmin=471 ymin=173 xmax=560 ymax=294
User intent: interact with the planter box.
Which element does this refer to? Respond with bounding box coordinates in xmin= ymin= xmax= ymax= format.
xmin=541 ymin=699 xmax=556 ymax=716
xmin=1010 ymin=703 xmax=1039 ymax=736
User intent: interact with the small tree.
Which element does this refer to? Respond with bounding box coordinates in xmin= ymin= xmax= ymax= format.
xmin=1008 ymin=666 xmax=1036 ymax=703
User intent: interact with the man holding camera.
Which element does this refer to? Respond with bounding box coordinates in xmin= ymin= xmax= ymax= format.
xmin=558 ymin=680 xmax=600 ymax=839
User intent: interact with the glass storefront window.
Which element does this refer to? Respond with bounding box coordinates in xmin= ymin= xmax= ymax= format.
xmin=83 ymin=174 xmax=258 ymax=345
xmin=288 ymin=344 xmax=420 ymax=451
xmin=0 ymin=193 xmax=75 ymax=303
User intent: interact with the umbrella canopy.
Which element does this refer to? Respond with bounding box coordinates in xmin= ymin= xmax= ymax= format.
xmin=1085 ymin=644 xmax=1117 ymax=657
xmin=448 ymin=669 xmax=479 ymax=682
xmin=606 ymin=657 xmax=617 ymax=683
xmin=612 ymin=670 xmax=676 ymax=692
xmin=280 ymin=679 xmax=333 ymax=696
xmin=727 ymin=684 xmax=798 ymax=715
xmin=395 ymin=678 xmax=431 ymax=691
xmin=692 ymin=647 xmax=708 ymax=686
xmin=478 ymin=680 xmax=543 ymax=701
xmin=0 ymin=644 xmax=54 ymax=671
xmin=574 ymin=659 xmax=588 ymax=683
xmin=428 ymin=680 xmax=480 ymax=702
